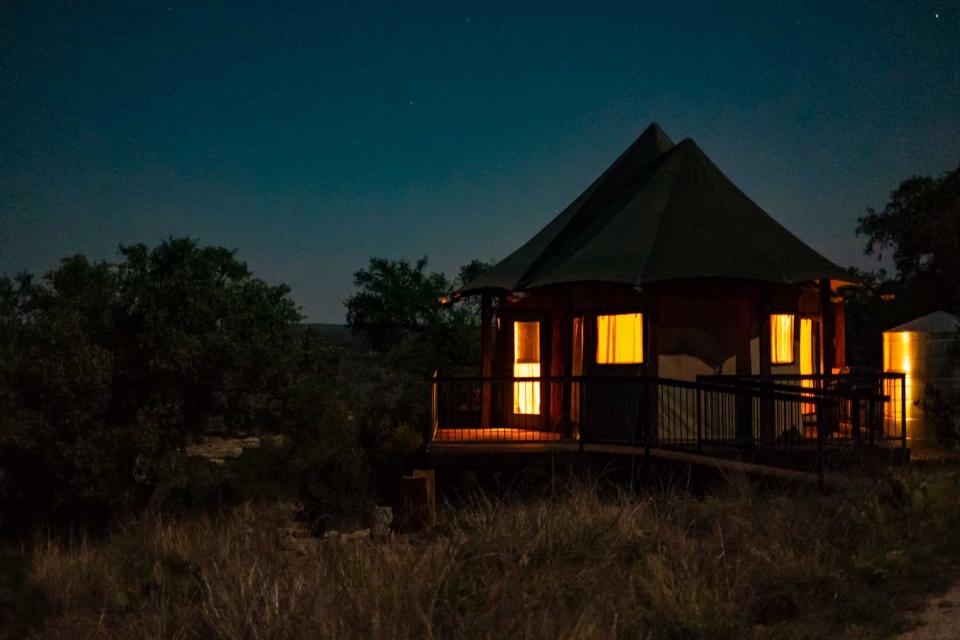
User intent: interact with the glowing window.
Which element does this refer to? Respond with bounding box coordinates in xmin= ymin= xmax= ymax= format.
xmin=882 ymin=331 xmax=914 ymax=425
xmin=770 ymin=314 xmax=795 ymax=364
xmin=799 ymin=318 xmax=814 ymax=376
xmin=596 ymin=313 xmax=644 ymax=364
xmin=513 ymin=321 xmax=541 ymax=415
xmin=799 ymin=318 xmax=815 ymax=413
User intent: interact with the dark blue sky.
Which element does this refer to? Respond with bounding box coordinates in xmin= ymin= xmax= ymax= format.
xmin=2 ymin=1 xmax=958 ymax=322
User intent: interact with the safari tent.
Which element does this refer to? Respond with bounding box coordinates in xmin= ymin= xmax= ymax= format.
xmin=431 ymin=124 xmax=903 ymax=454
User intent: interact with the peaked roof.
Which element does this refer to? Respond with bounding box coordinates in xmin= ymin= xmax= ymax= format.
xmin=458 ymin=123 xmax=852 ymax=295
xmin=886 ymin=311 xmax=960 ymax=334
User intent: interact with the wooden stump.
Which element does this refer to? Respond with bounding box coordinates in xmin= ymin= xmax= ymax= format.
xmin=393 ymin=469 xmax=435 ymax=532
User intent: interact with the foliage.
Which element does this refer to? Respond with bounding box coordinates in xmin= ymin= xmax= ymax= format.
xmin=19 ymin=470 xmax=960 ymax=639
xmin=841 ymin=268 xmax=904 ymax=367
xmin=922 ymin=383 xmax=960 ymax=449
xmin=344 ymin=256 xmax=491 ymax=373
xmin=454 ymin=258 xmax=496 ymax=318
xmin=345 ymin=257 xmax=451 ymax=354
xmin=341 ymin=256 xmax=492 ymax=494
xmin=857 ymin=166 xmax=960 ymax=316
xmin=0 ymin=239 xmax=354 ymax=527
xmin=289 ymin=422 xmax=373 ymax=533
xmin=0 ymin=551 xmax=51 ymax=639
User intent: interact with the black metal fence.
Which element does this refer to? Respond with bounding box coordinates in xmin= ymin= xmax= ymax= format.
xmin=430 ymin=374 xmax=907 ymax=455
xmin=700 ymin=373 xmax=907 ymax=450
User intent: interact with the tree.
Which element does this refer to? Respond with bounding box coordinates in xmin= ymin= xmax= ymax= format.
xmin=342 ymin=257 xmax=491 ymax=478
xmin=345 ymin=257 xmax=451 ymax=353
xmin=453 ymin=258 xmax=495 ymax=320
xmin=112 ymin=239 xmax=304 ymax=437
xmin=0 ymin=239 xmax=323 ymax=523
xmin=857 ymin=166 xmax=960 ymax=315
xmin=344 ymin=256 xmax=490 ymax=370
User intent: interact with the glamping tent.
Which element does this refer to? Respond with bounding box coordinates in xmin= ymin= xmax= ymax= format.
xmin=883 ymin=311 xmax=960 ymax=445
xmin=445 ymin=123 xmax=856 ymax=438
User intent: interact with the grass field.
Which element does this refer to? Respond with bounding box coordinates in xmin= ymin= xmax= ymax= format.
xmin=14 ymin=467 xmax=960 ymax=639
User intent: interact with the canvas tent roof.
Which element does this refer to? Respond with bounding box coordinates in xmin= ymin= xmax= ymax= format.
xmin=886 ymin=311 xmax=960 ymax=334
xmin=457 ymin=123 xmax=852 ymax=295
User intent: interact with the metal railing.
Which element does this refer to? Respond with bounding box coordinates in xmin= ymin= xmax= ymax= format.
xmin=699 ymin=373 xmax=907 ymax=451
xmin=430 ymin=374 xmax=907 ymax=456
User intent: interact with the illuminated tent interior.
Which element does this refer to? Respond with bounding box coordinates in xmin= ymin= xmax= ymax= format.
xmin=450 ymin=123 xmax=855 ymax=438
xmin=883 ymin=311 xmax=960 ymax=445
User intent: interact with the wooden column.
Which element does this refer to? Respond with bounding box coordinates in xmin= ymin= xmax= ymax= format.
xmin=480 ymin=293 xmax=493 ymax=427
xmin=645 ymin=288 xmax=659 ymax=444
xmin=834 ymin=298 xmax=846 ymax=371
xmin=753 ymin=287 xmax=772 ymax=444
xmin=820 ymin=280 xmax=836 ymax=373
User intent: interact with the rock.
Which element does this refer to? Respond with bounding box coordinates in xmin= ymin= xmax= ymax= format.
xmin=371 ymin=506 xmax=393 ymax=539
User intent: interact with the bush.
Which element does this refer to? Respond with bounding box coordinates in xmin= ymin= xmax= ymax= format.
xmin=0 ymin=551 xmax=51 ymax=639
xmin=0 ymin=240 xmax=340 ymax=529
xmin=923 ymin=383 xmax=960 ymax=448
xmin=290 ymin=422 xmax=373 ymax=533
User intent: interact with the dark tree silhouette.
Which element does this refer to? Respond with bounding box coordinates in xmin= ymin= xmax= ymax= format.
xmin=857 ymin=166 xmax=960 ymax=316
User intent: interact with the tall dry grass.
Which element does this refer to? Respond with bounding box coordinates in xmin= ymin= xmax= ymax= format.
xmin=21 ymin=469 xmax=960 ymax=639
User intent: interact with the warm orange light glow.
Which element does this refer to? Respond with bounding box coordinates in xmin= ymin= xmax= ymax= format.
xmin=513 ymin=321 xmax=541 ymax=415
xmin=799 ymin=318 xmax=815 ymax=412
xmin=770 ymin=314 xmax=795 ymax=364
xmin=883 ymin=331 xmax=914 ymax=425
xmin=900 ymin=332 xmax=911 ymax=373
xmin=596 ymin=313 xmax=643 ymax=364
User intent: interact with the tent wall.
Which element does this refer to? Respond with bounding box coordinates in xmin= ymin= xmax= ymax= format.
xmin=481 ymin=279 xmax=840 ymax=438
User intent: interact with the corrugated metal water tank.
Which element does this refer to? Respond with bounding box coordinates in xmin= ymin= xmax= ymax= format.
xmin=883 ymin=311 xmax=960 ymax=446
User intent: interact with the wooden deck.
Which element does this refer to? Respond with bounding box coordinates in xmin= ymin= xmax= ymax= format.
xmin=432 ymin=428 xmax=562 ymax=443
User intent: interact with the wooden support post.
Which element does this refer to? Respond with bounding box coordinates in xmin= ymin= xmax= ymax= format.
xmin=696 ymin=388 xmax=703 ymax=451
xmin=820 ymin=279 xmax=836 ymax=373
xmin=815 ymin=397 xmax=826 ymax=492
xmin=480 ymin=294 xmax=493 ymax=428
xmin=393 ymin=470 xmax=435 ymax=533
xmin=851 ymin=393 xmax=861 ymax=445
xmin=900 ymin=375 xmax=907 ymax=455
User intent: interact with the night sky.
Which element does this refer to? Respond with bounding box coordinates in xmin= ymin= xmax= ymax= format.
xmin=2 ymin=1 xmax=958 ymax=322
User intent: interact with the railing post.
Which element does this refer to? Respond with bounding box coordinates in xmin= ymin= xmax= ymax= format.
xmin=851 ymin=392 xmax=861 ymax=445
xmin=643 ymin=380 xmax=652 ymax=476
xmin=900 ymin=374 xmax=907 ymax=456
xmin=815 ymin=396 xmax=826 ymax=492
xmin=578 ymin=378 xmax=586 ymax=453
xmin=696 ymin=388 xmax=703 ymax=451
xmin=431 ymin=371 xmax=439 ymax=442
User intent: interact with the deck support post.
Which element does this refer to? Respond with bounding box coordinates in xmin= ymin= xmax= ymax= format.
xmin=820 ymin=279 xmax=836 ymax=373
xmin=480 ymin=294 xmax=493 ymax=428
xmin=815 ymin=397 xmax=826 ymax=492
xmin=695 ymin=388 xmax=703 ymax=451
xmin=900 ymin=374 xmax=907 ymax=456
xmin=851 ymin=393 xmax=861 ymax=445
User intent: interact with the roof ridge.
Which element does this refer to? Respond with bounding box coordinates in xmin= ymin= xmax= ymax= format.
xmin=633 ymin=141 xmax=696 ymax=285
xmin=513 ymin=125 xmax=675 ymax=288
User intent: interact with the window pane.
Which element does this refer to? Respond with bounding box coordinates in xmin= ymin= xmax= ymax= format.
xmin=596 ymin=313 xmax=644 ymax=364
xmin=799 ymin=318 xmax=814 ymax=375
xmin=800 ymin=318 xmax=815 ymax=414
xmin=513 ymin=322 xmax=541 ymax=414
xmin=770 ymin=314 xmax=795 ymax=364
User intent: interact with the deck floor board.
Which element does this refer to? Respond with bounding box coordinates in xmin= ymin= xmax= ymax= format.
xmin=433 ymin=428 xmax=562 ymax=442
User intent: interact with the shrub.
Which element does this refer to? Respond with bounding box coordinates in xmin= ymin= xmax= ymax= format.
xmin=290 ymin=422 xmax=373 ymax=533
xmin=0 ymin=551 xmax=51 ymax=639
